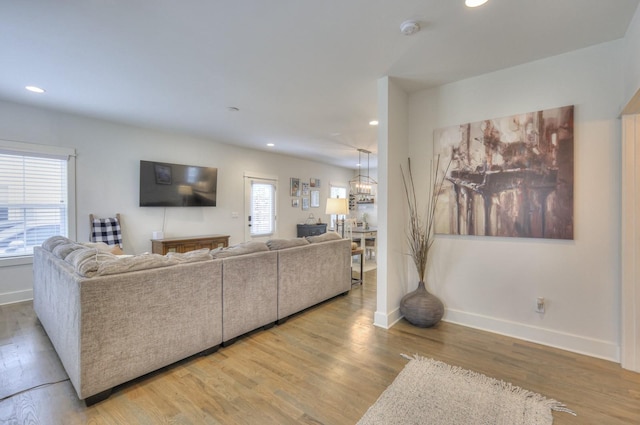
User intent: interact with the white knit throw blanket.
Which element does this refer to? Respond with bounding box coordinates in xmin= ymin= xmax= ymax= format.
xmin=357 ymin=354 xmax=575 ymax=425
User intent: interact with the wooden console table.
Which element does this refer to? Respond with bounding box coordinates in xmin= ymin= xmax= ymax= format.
xmin=151 ymin=234 xmax=230 ymax=255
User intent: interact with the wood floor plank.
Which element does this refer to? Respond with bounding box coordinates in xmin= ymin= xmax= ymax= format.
xmin=1 ymin=270 xmax=640 ymax=424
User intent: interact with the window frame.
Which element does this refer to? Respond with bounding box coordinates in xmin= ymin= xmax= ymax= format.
xmin=0 ymin=140 xmax=76 ymax=267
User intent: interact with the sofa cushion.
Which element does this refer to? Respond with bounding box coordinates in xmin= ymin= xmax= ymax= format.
xmin=212 ymin=241 xmax=269 ymax=258
xmin=42 ymin=235 xmax=73 ymax=252
xmin=91 ymin=254 xmax=178 ymax=277
xmin=166 ymin=248 xmax=212 ymax=263
xmin=305 ymin=232 xmax=342 ymax=243
xmin=64 ymin=248 xmax=116 ymax=276
xmin=66 ymin=247 xmax=213 ymax=278
xmin=82 ymin=241 xmax=112 ymax=251
xmin=70 ymin=251 xmax=180 ymax=278
xmin=52 ymin=242 xmax=85 ymax=259
xmin=266 ymin=238 xmax=309 ymax=250
xmin=82 ymin=241 xmax=124 ymax=255
xmin=64 ymin=247 xmax=96 ymax=267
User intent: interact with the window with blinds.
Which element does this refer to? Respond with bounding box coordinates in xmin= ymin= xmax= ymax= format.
xmin=0 ymin=142 xmax=72 ymax=259
xmin=250 ymin=180 xmax=276 ymax=237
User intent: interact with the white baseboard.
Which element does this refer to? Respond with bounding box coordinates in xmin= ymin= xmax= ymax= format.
xmin=374 ymin=307 xmax=403 ymax=329
xmin=444 ymin=308 xmax=620 ymax=363
xmin=0 ymin=289 xmax=33 ymax=306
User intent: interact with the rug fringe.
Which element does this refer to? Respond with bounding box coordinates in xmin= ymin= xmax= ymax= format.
xmin=399 ymin=353 xmax=577 ymax=417
xmin=549 ymin=403 xmax=577 ymax=416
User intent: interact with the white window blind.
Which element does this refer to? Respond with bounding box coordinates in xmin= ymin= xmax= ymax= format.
xmin=330 ymin=185 xmax=347 ymax=199
xmin=0 ymin=148 xmax=70 ymax=258
xmin=250 ymin=180 xmax=276 ymax=237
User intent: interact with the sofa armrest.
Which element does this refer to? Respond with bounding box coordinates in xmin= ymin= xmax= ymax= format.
xmin=33 ymin=246 xmax=223 ymax=400
xmin=33 ymin=247 xmax=82 ymax=391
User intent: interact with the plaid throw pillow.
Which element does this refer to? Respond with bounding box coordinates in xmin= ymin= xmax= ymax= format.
xmin=91 ymin=217 xmax=122 ymax=248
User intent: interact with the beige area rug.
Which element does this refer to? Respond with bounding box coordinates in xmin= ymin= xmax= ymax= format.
xmin=357 ymin=355 xmax=575 ymax=425
xmin=352 ymin=259 xmax=376 ymax=273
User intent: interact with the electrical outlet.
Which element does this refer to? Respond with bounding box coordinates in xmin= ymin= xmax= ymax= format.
xmin=536 ymin=297 xmax=545 ymax=313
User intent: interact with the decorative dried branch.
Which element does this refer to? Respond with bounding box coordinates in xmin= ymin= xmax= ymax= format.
xmin=401 ymin=155 xmax=451 ymax=282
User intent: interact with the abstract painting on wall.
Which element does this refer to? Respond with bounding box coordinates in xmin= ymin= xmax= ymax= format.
xmin=434 ymin=105 xmax=574 ymax=240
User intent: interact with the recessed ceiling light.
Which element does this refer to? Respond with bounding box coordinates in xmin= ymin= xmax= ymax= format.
xmin=266 ymin=143 xmax=275 ymax=147
xmin=465 ymin=0 xmax=488 ymax=7
xmin=369 ymin=120 xmax=379 ymax=126
xmin=25 ymin=86 xmax=46 ymax=94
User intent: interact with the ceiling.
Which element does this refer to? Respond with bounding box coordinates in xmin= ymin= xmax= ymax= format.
xmin=1 ymin=0 xmax=638 ymax=169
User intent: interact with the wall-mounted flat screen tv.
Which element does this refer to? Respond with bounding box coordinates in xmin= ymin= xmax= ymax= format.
xmin=139 ymin=160 xmax=218 ymax=207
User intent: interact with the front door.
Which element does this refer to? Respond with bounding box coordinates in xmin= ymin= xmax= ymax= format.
xmin=244 ymin=174 xmax=277 ymax=242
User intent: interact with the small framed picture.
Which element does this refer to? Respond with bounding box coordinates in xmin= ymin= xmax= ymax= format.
xmin=302 ymin=182 xmax=310 ymax=196
xmin=302 ymin=197 xmax=309 ymax=210
xmin=311 ymin=190 xmax=320 ymax=208
xmin=290 ymin=178 xmax=300 ymax=197
xmin=310 ymin=178 xmax=320 ymax=188
xmin=154 ymin=164 xmax=172 ymax=185
xmin=292 ymin=199 xmax=300 ymax=208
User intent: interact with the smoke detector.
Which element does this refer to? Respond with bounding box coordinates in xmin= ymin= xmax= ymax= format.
xmin=400 ymin=20 xmax=420 ymax=36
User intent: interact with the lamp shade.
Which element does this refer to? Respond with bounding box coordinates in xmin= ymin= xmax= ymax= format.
xmin=325 ymin=198 xmax=349 ymax=215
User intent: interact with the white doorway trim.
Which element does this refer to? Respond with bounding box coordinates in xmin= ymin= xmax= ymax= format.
xmin=622 ymin=111 xmax=640 ymax=372
xmin=243 ymin=171 xmax=278 ymax=243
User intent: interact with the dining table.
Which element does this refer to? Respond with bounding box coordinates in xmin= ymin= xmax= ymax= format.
xmin=351 ymin=226 xmax=377 ymax=268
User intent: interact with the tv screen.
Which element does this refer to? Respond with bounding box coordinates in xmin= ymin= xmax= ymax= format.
xmin=139 ymin=160 xmax=218 ymax=207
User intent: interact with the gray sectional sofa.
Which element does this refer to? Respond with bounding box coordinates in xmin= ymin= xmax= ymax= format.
xmin=33 ymin=232 xmax=351 ymax=405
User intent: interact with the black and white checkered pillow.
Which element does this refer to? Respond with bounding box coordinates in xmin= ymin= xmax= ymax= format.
xmin=91 ymin=217 xmax=122 ymax=248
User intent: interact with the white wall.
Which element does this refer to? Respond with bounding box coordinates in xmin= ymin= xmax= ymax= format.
xmin=406 ymin=41 xmax=624 ymax=361
xmin=0 ymin=100 xmax=353 ymax=304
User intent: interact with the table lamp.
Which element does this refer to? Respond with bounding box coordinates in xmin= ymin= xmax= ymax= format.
xmin=325 ymin=197 xmax=349 ymax=238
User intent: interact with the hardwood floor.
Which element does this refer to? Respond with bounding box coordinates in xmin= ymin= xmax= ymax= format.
xmin=1 ymin=271 xmax=639 ymax=424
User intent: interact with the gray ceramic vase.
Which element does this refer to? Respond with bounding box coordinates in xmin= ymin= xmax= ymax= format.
xmin=399 ymin=281 xmax=444 ymax=327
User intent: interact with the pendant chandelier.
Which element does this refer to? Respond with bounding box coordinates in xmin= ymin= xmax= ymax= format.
xmin=350 ymin=149 xmax=377 ymax=195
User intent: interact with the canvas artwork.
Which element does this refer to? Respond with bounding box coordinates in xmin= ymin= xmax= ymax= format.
xmin=434 ymin=105 xmax=574 ymax=240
